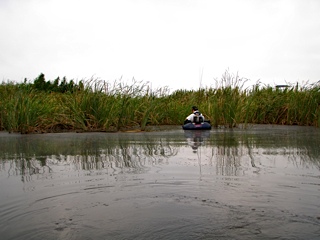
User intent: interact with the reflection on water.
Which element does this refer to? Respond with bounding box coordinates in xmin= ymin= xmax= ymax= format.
xmin=0 ymin=125 xmax=320 ymax=239
xmin=2 ymin=127 xmax=319 ymax=176
xmin=185 ymin=130 xmax=210 ymax=152
xmin=0 ymin=132 xmax=179 ymax=182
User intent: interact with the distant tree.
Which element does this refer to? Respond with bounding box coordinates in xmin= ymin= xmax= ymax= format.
xmin=68 ymin=80 xmax=75 ymax=92
xmin=52 ymin=77 xmax=60 ymax=92
xmin=78 ymin=80 xmax=84 ymax=91
xmin=59 ymin=77 xmax=68 ymax=93
xmin=32 ymin=73 xmax=82 ymax=93
xmin=33 ymin=73 xmax=46 ymax=91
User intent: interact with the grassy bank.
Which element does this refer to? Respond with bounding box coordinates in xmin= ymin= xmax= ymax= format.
xmin=1 ymin=72 xmax=320 ymax=133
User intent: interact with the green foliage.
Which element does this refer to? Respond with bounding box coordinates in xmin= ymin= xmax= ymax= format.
xmin=32 ymin=73 xmax=82 ymax=93
xmin=0 ymin=89 xmax=57 ymax=133
xmin=244 ymin=84 xmax=320 ymax=126
xmin=1 ymin=71 xmax=320 ymax=133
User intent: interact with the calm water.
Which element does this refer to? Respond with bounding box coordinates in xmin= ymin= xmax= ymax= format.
xmin=0 ymin=125 xmax=319 ymax=240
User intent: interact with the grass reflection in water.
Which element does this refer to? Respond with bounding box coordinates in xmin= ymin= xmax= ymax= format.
xmin=1 ymin=126 xmax=319 ymax=180
xmin=0 ymin=127 xmax=320 ymax=240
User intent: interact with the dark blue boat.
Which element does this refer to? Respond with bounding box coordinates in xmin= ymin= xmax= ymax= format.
xmin=183 ymin=109 xmax=212 ymax=130
xmin=182 ymin=121 xmax=212 ymax=130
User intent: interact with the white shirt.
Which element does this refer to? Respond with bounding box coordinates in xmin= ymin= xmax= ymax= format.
xmin=186 ymin=111 xmax=205 ymax=122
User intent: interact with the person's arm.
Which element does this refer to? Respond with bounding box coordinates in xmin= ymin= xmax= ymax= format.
xmin=184 ymin=114 xmax=193 ymax=124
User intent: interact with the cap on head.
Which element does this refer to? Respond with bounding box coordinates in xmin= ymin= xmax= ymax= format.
xmin=192 ymin=106 xmax=198 ymax=111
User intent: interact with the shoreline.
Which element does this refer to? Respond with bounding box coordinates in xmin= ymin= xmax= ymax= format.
xmin=0 ymin=123 xmax=318 ymax=135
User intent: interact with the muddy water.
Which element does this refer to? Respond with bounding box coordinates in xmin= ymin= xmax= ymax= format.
xmin=0 ymin=125 xmax=319 ymax=240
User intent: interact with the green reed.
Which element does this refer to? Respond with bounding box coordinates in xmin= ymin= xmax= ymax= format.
xmin=244 ymin=83 xmax=320 ymax=126
xmin=1 ymin=72 xmax=320 ymax=133
xmin=0 ymin=84 xmax=57 ymax=133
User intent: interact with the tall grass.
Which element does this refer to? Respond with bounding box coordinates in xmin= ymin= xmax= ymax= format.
xmin=0 ymin=83 xmax=57 ymax=133
xmin=1 ymin=72 xmax=320 ymax=133
xmin=244 ymin=83 xmax=320 ymax=126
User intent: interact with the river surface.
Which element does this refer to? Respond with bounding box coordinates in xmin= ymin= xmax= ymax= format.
xmin=0 ymin=125 xmax=319 ymax=240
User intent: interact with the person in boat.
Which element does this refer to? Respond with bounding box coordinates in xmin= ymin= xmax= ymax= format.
xmin=184 ymin=106 xmax=205 ymax=124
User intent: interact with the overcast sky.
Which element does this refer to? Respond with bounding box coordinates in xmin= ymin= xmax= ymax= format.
xmin=1 ymin=0 xmax=319 ymax=91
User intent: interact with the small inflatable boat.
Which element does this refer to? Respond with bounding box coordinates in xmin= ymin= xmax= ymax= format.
xmin=182 ymin=121 xmax=212 ymax=130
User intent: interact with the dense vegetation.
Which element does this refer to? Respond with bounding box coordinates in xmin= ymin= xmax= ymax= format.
xmin=1 ymin=71 xmax=320 ymax=133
